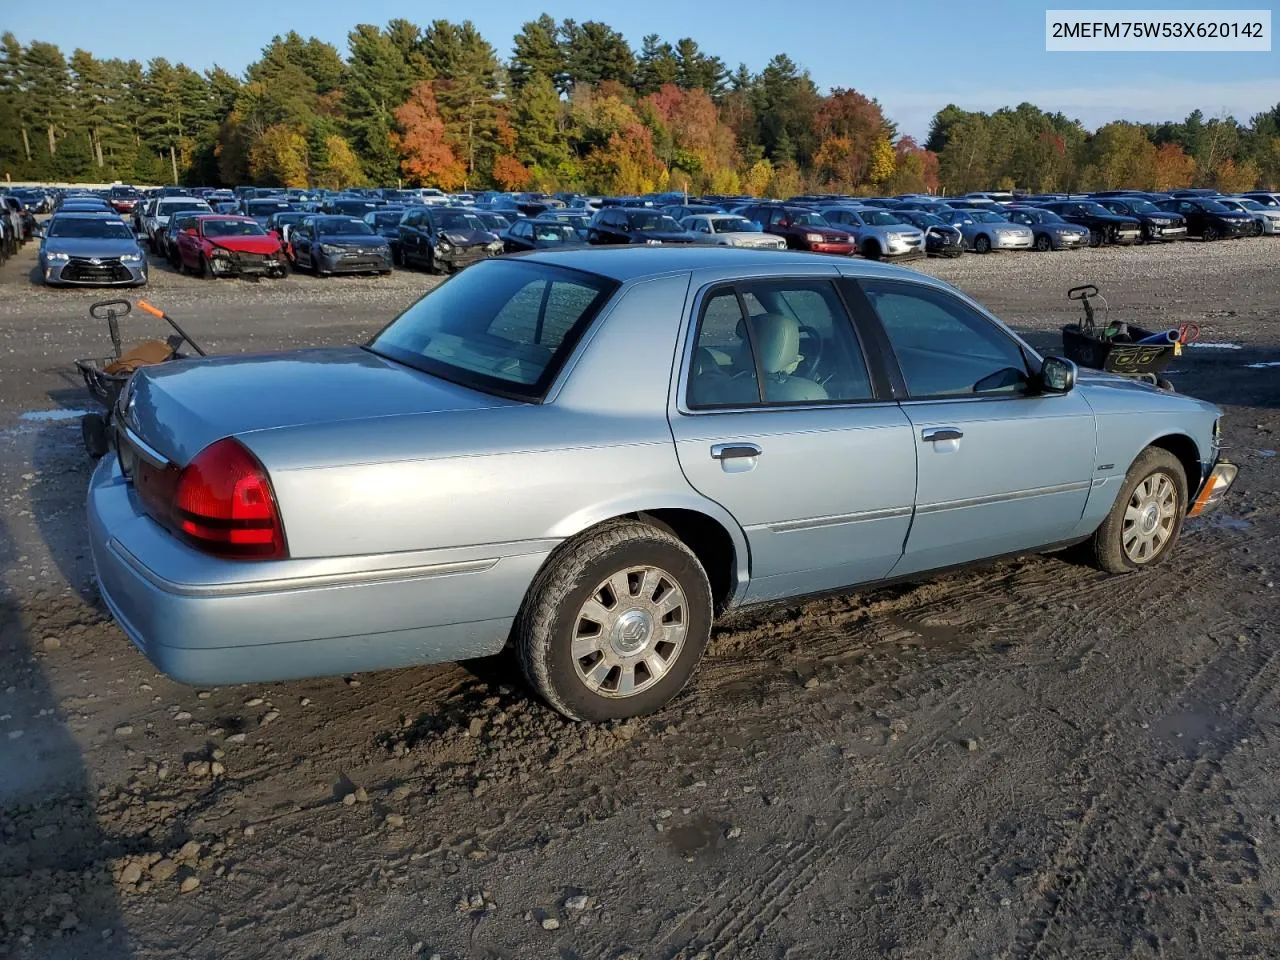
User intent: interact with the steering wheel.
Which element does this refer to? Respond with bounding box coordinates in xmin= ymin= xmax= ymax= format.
xmin=796 ymin=324 xmax=825 ymax=379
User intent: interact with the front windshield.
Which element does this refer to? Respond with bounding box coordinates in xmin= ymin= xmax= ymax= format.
xmin=1197 ymin=199 xmax=1231 ymax=213
xmin=1122 ymin=199 xmax=1160 ymax=214
xmin=860 ymin=210 xmax=903 ymax=226
xmin=436 ymin=211 xmax=485 ymax=232
xmin=787 ymin=210 xmax=829 ymax=226
xmin=47 ymin=218 xmax=135 ymax=240
xmin=710 ymin=216 xmax=759 ymax=233
xmin=627 ymin=212 xmax=683 ymax=232
xmin=1236 ymin=198 xmax=1265 ymax=211
xmin=315 ymin=217 xmax=374 ymax=236
xmin=908 ymin=212 xmax=945 ymax=227
xmin=248 ymin=201 xmax=292 ymax=215
xmin=969 ymin=210 xmax=1006 ymax=223
xmin=369 ymin=259 xmax=618 ymax=401
xmin=531 ymin=224 xmax=578 ymax=243
xmin=1076 ymin=202 xmax=1111 ymax=216
xmin=202 ymin=220 xmax=266 ymax=238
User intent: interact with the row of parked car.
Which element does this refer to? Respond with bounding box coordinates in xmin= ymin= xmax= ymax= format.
xmin=25 ymin=182 xmax=1280 ymax=287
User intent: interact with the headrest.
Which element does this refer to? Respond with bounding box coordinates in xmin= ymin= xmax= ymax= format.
xmin=747 ymin=313 xmax=800 ymax=375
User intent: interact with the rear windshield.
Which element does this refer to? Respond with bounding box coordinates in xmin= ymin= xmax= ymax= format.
xmin=369 ymin=259 xmax=618 ymax=402
xmin=47 ymin=218 xmax=135 ymax=239
xmin=159 ymin=201 xmax=209 ymax=214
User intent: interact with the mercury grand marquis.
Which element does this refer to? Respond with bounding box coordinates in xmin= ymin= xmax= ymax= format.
xmin=88 ymin=247 xmax=1237 ymax=720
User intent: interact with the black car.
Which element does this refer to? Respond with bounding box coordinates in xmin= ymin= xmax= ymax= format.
xmin=398 ymin=206 xmax=501 ymax=273
xmin=892 ymin=209 xmax=965 ymax=257
xmin=587 ymin=208 xmax=697 ymax=245
xmin=534 ymin=210 xmax=592 ymax=240
xmin=1154 ymin=197 xmax=1254 ymax=240
xmin=1093 ymin=197 xmax=1188 ymax=242
xmin=1002 ymin=207 xmax=1091 ymax=251
xmin=363 ymin=208 xmax=408 ymax=264
xmin=501 ymin=220 xmax=588 ymax=253
xmin=1038 ymin=200 xmax=1143 ymax=246
xmin=474 ymin=211 xmax=514 ymax=234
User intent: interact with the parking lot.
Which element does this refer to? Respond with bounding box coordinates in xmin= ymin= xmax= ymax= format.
xmin=1 ymin=237 xmax=1278 ymax=959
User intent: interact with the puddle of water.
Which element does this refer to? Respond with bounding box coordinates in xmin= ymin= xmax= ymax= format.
xmin=1258 ymin=450 xmax=1276 ymax=459
xmin=887 ymin=614 xmax=962 ymax=647
xmin=668 ymin=816 xmax=717 ymax=856
xmin=18 ymin=408 xmax=92 ymax=422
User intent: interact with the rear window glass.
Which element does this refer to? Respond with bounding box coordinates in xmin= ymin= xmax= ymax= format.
xmin=369 ymin=259 xmax=617 ymax=402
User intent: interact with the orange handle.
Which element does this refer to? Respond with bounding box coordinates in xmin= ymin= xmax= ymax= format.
xmin=136 ymin=300 xmax=164 ymax=319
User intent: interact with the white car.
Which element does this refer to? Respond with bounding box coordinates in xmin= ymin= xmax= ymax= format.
xmin=680 ymin=214 xmax=788 ymax=249
xmin=144 ymin=197 xmax=212 ymax=252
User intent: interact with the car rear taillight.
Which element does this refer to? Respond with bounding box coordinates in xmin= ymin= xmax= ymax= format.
xmin=171 ymin=438 xmax=287 ymax=559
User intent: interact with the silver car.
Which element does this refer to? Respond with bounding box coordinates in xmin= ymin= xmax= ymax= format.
xmin=144 ymin=197 xmax=211 ymax=253
xmin=941 ymin=209 xmax=1035 ymax=252
xmin=1218 ymin=197 xmax=1280 ymax=235
xmin=817 ymin=207 xmax=926 ymax=260
xmin=39 ymin=213 xmax=147 ymax=286
xmin=680 ymin=214 xmax=787 ymax=249
xmin=89 ymin=249 xmax=1236 ymax=720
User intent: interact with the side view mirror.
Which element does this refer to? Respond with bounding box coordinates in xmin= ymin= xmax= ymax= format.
xmin=1040 ymin=356 xmax=1077 ymax=394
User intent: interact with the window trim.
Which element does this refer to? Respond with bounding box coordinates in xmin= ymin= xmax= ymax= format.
xmin=847 ymin=276 xmax=1040 ymax=403
xmin=680 ymin=277 xmax=885 ymax=414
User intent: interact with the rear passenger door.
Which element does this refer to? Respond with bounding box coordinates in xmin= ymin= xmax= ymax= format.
xmin=670 ymin=275 xmax=917 ymax=603
xmin=848 ymin=277 xmax=1097 ymax=576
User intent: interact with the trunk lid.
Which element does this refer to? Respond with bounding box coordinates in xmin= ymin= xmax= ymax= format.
xmin=123 ymin=346 xmax=514 ymax=464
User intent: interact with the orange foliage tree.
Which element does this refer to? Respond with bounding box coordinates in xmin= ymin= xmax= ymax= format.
xmin=492 ymin=154 xmax=532 ymax=189
xmin=1213 ymin=157 xmax=1259 ymax=192
xmin=1152 ymin=143 xmax=1195 ymax=190
xmin=391 ymin=82 xmax=466 ymax=190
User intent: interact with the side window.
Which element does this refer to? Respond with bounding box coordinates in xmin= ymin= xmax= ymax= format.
xmin=687 ymin=281 xmax=874 ymax=409
xmin=860 ymin=280 xmax=1030 ymax=399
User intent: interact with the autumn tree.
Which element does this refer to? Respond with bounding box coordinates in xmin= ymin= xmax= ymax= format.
xmin=391 ymin=81 xmax=465 ymax=189
xmin=1152 ymin=143 xmax=1195 ymax=190
xmin=249 ymin=123 xmax=309 ymax=185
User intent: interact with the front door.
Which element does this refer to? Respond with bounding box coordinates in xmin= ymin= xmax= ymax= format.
xmin=852 ymin=278 xmax=1097 ymax=577
xmin=670 ymin=276 xmax=917 ymax=603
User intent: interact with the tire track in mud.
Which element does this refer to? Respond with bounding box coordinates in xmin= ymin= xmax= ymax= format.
xmin=1009 ymin=610 xmax=1280 ymax=959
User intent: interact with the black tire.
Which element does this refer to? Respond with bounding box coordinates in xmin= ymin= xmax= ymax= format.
xmin=973 ymin=234 xmax=991 ymax=254
xmin=426 ymin=249 xmax=440 ymax=275
xmin=1088 ymin=229 xmax=1102 ymax=248
xmin=861 ymin=239 xmax=882 ymax=261
xmin=81 ymin=413 xmax=109 ymax=459
xmin=515 ymin=519 xmax=713 ymax=721
xmin=1089 ymin=447 xmax=1188 ymax=574
xmin=1034 ymin=232 xmax=1052 ymax=252
xmin=1202 ymin=225 xmax=1218 ymax=241
xmin=1252 ymin=221 xmax=1264 ymax=237
xmin=196 ymin=254 xmax=208 ymax=278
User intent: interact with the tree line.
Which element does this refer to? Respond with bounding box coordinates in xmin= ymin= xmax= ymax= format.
xmin=1 ymin=19 xmax=1278 ymax=196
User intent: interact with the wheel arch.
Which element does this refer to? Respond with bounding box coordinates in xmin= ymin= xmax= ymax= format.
xmin=1147 ymin=432 xmax=1202 ymax=502
xmin=546 ymin=498 xmax=750 ymax=613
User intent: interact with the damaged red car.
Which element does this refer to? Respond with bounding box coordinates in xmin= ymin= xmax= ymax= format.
xmin=176 ymin=215 xmax=288 ymax=279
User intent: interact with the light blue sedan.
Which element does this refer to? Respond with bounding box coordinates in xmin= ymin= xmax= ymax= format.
xmin=89 ymin=248 xmax=1237 ymax=720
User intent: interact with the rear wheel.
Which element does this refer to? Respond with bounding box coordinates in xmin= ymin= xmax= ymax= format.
xmin=516 ymin=520 xmax=713 ymax=721
xmin=973 ymin=234 xmax=991 ymax=254
xmin=1090 ymin=447 xmax=1188 ymax=574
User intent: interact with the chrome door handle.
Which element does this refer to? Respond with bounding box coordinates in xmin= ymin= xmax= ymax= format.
xmin=922 ymin=427 xmax=963 ymax=442
xmin=711 ymin=443 xmax=762 ymax=460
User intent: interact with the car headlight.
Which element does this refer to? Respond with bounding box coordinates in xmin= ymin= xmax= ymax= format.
xmin=44 ymin=251 xmax=69 ymax=261
xmin=319 ymin=243 xmax=343 ymax=255
xmin=437 ymin=239 xmax=453 ymax=252
xmin=487 ymin=240 xmax=503 ymax=252
xmin=645 ymin=238 xmax=662 ymax=245
xmin=119 ymin=253 xmax=143 ymax=263
xmin=805 ymin=233 xmax=824 ymax=243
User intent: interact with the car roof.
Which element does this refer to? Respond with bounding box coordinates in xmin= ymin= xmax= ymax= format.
xmin=50 ymin=211 xmax=125 ymax=219
xmin=519 ymin=247 xmax=927 ymax=283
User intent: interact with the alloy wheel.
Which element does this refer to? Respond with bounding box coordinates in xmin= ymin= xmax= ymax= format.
xmin=571 ymin=565 xmax=688 ymax=699
xmin=1122 ymin=473 xmax=1178 ymax=563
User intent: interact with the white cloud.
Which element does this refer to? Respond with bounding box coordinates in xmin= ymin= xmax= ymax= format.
xmin=882 ymin=78 xmax=1280 ymax=141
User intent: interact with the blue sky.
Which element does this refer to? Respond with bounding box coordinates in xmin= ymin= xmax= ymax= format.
xmin=8 ymin=1 xmax=1279 ymax=139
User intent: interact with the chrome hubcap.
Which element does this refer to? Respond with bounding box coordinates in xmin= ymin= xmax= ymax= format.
xmin=572 ymin=565 xmax=688 ymax=699
xmin=1123 ymin=473 xmax=1178 ymax=563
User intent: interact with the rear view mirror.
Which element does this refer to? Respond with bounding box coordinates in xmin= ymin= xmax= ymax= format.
xmin=1040 ymin=356 xmax=1077 ymax=394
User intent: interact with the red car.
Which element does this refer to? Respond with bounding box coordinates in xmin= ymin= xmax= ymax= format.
xmin=176 ymin=215 xmax=288 ymax=279
xmin=108 ymin=187 xmax=140 ymax=214
xmin=737 ymin=203 xmax=857 ymax=255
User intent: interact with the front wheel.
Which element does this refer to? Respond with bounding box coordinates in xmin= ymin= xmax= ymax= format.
xmin=861 ymin=239 xmax=882 ymax=260
xmin=973 ymin=234 xmax=991 ymax=254
xmin=1034 ymin=233 xmax=1052 ymax=252
xmin=1202 ymin=225 xmax=1219 ymax=241
xmin=1088 ymin=229 xmax=1102 ymax=248
xmin=1090 ymin=447 xmax=1188 ymax=574
xmin=515 ymin=520 xmax=713 ymax=721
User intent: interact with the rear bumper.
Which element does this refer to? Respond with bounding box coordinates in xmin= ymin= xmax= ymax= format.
xmin=87 ymin=456 xmax=545 ymax=685
xmin=1188 ymin=460 xmax=1238 ymax=518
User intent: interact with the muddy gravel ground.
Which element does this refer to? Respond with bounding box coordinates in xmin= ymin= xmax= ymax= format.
xmin=1 ymin=238 xmax=1278 ymax=960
